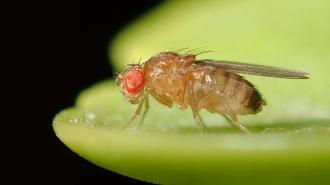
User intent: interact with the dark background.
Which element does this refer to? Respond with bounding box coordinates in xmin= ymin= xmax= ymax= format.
xmin=43 ymin=1 xmax=163 ymax=184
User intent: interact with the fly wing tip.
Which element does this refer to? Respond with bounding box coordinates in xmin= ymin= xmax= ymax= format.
xmin=298 ymin=73 xmax=310 ymax=79
xmin=303 ymin=72 xmax=310 ymax=79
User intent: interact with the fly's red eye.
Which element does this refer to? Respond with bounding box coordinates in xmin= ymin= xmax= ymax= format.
xmin=124 ymin=69 xmax=145 ymax=94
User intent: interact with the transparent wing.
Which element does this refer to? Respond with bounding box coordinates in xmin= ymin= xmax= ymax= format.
xmin=195 ymin=60 xmax=309 ymax=79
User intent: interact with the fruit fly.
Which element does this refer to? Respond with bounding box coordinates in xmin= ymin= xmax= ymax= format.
xmin=116 ymin=51 xmax=309 ymax=133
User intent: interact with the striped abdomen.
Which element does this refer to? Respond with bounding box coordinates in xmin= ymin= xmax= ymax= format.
xmin=220 ymin=71 xmax=266 ymax=113
xmin=192 ymin=68 xmax=266 ymax=115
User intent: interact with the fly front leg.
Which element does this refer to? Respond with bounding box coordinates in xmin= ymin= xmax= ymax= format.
xmin=138 ymin=93 xmax=150 ymax=128
xmin=122 ymin=95 xmax=146 ymax=129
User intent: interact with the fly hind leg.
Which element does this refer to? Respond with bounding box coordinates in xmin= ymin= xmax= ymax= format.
xmin=219 ymin=97 xmax=251 ymax=134
xmin=223 ymin=114 xmax=251 ymax=134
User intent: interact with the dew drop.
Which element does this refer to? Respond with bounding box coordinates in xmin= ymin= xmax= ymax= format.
xmin=86 ymin=111 xmax=96 ymax=120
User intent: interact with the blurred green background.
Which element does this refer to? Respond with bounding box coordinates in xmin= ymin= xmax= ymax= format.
xmin=53 ymin=0 xmax=330 ymax=184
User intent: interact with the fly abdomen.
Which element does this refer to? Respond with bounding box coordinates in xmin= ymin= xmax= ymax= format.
xmin=222 ymin=72 xmax=247 ymax=101
xmin=221 ymin=72 xmax=266 ymax=113
xmin=246 ymin=89 xmax=265 ymax=112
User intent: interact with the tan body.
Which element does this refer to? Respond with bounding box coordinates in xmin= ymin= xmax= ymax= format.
xmin=117 ymin=51 xmax=308 ymax=133
xmin=144 ymin=52 xmax=265 ymax=117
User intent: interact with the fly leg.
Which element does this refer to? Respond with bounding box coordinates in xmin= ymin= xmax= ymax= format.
xmin=194 ymin=90 xmax=222 ymax=129
xmin=122 ymin=95 xmax=146 ymax=129
xmin=190 ymin=105 xmax=204 ymax=134
xmin=228 ymin=114 xmax=251 ymax=134
xmin=137 ymin=93 xmax=150 ymax=129
xmin=220 ymin=97 xmax=251 ymax=133
xmin=196 ymin=112 xmax=207 ymax=129
xmin=188 ymin=81 xmax=206 ymax=134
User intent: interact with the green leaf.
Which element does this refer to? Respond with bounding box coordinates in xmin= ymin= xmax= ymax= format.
xmin=53 ymin=0 xmax=330 ymax=184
